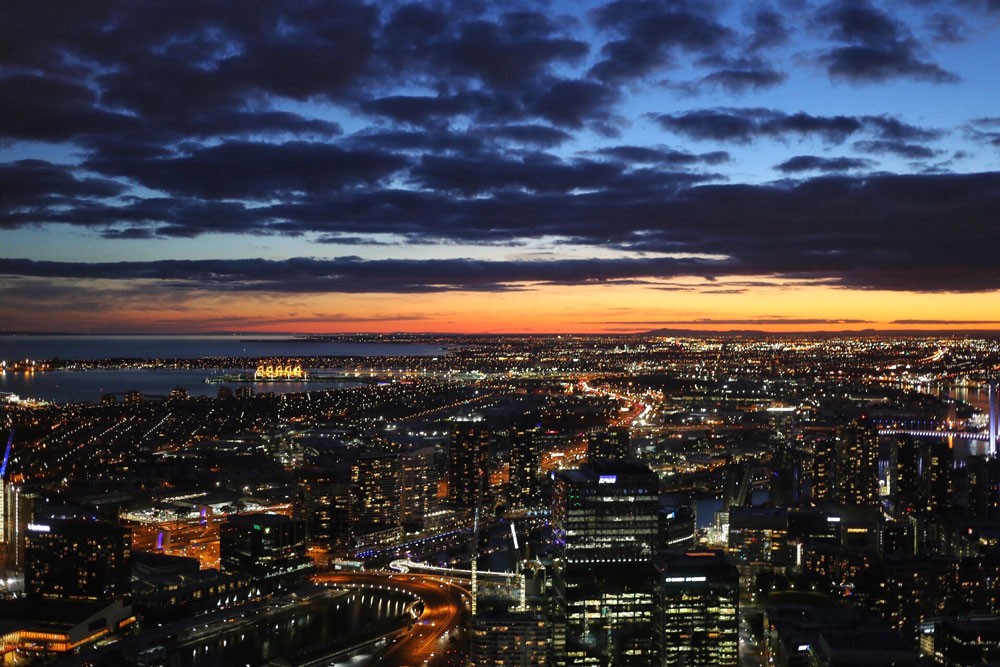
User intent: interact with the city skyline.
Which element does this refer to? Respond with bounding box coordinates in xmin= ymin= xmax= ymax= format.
xmin=1 ymin=0 xmax=999 ymax=333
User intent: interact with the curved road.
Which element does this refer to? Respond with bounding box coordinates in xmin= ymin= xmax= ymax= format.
xmin=314 ymin=571 xmax=469 ymax=666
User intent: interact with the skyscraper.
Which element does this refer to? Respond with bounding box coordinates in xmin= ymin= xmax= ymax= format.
xmin=551 ymin=460 xmax=660 ymax=664
xmin=586 ymin=425 xmax=631 ymax=462
xmin=351 ymin=450 xmax=401 ymax=528
xmin=399 ymin=446 xmax=440 ymax=528
xmin=508 ymin=424 xmax=541 ymax=510
xmin=834 ymin=418 xmax=879 ymax=507
xmin=25 ymin=519 xmax=132 ymax=601
xmin=449 ymin=424 xmax=490 ymax=507
xmin=655 ymin=550 xmax=739 ymax=667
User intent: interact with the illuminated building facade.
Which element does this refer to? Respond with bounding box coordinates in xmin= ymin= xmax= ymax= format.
xmin=811 ymin=436 xmax=836 ymax=501
xmin=24 ymin=519 xmax=131 ymax=601
xmin=834 ymin=418 xmax=879 ymax=507
xmin=399 ymin=446 xmax=440 ymax=529
xmin=551 ymin=461 xmax=660 ymax=665
xmin=586 ymin=425 xmax=631 ymax=462
xmin=351 ymin=450 xmax=401 ymax=529
xmin=449 ymin=424 xmax=490 ymax=507
xmin=469 ymin=599 xmax=548 ymax=667
xmin=728 ymin=507 xmax=792 ymax=566
xmin=220 ymin=513 xmax=313 ymax=589
xmin=655 ymin=551 xmax=739 ymax=667
xmin=508 ymin=424 xmax=541 ymax=510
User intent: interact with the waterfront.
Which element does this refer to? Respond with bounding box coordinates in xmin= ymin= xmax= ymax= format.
xmin=175 ymin=590 xmax=412 ymax=667
xmin=0 ymin=335 xmax=447 ymax=403
xmin=0 ymin=368 xmax=368 ymax=404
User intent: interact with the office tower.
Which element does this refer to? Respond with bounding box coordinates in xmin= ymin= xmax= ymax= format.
xmin=922 ymin=440 xmax=953 ymax=514
xmin=551 ymin=460 xmax=660 ymax=665
xmin=469 ymin=599 xmax=548 ymax=667
xmin=449 ymin=424 xmax=490 ymax=506
xmin=770 ymin=442 xmax=802 ymax=507
xmin=220 ymin=513 xmax=312 ymax=587
xmin=296 ymin=464 xmax=352 ymax=550
xmin=834 ymin=418 xmax=879 ymax=507
xmin=895 ymin=436 xmax=920 ymax=514
xmin=812 ymin=436 xmax=836 ymax=501
xmin=966 ymin=455 xmax=1000 ymax=518
xmin=659 ymin=503 xmax=696 ymax=551
xmin=728 ymin=507 xmax=793 ymax=566
xmin=587 ymin=425 xmax=631 ymax=462
xmin=400 ymin=447 xmax=440 ymax=529
xmin=24 ymin=518 xmax=132 ymax=600
xmin=351 ymin=450 xmax=401 ymax=528
xmin=655 ymin=550 xmax=739 ymax=667
xmin=508 ymin=424 xmax=541 ymax=510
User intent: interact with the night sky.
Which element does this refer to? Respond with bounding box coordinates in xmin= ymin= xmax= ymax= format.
xmin=1 ymin=0 xmax=999 ymax=333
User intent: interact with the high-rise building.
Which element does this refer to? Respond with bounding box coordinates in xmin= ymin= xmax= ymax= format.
xmin=220 ymin=513 xmax=312 ymax=588
xmin=296 ymin=464 xmax=352 ymax=550
xmin=586 ymin=425 xmax=631 ymax=462
xmin=24 ymin=518 xmax=132 ymax=601
xmin=966 ymin=455 xmax=1000 ymax=518
xmin=469 ymin=598 xmax=548 ymax=667
xmin=922 ymin=440 xmax=954 ymax=514
xmin=728 ymin=507 xmax=793 ymax=566
xmin=399 ymin=447 xmax=440 ymax=529
xmin=770 ymin=442 xmax=802 ymax=507
xmin=351 ymin=450 xmax=401 ymax=528
xmin=834 ymin=418 xmax=879 ymax=507
xmin=449 ymin=424 xmax=490 ymax=507
xmin=655 ymin=550 xmax=739 ymax=667
xmin=895 ymin=436 xmax=921 ymax=514
xmin=812 ymin=436 xmax=836 ymax=501
xmin=551 ymin=460 xmax=660 ymax=665
xmin=508 ymin=424 xmax=541 ymax=510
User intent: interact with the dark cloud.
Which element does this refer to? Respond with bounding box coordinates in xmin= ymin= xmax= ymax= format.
xmin=0 ymin=256 xmax=724 ymax=294
xmin=0 ymin=160 xmax=126 ymax=224
xmin=590 ymin=0 xmax=732 ymax=82
xmin=747 ymin=9 xmax=792 ymax=50
xmin=83 ymin=141 xmax=410 ymax=200
xmin=490 ymin=124 xmax=574 ymax=147
xmin=698 ymin=66 xmax=788 ymax=93
xmin=526 ymin=79 xmax=620 ymax=130
xmin=853 ymin=139 xmax=938 ymax=159
xmin=595 ymin=146 xmax=729 ymax=166
xmin=652 ymin=108 xmax=864 ymax=143
xmin=653 ymin=108 xmax=942 ymax=148
xmin=863 ymin=115 xmax=942 ymax=141
xmin=925 ymin=12 xmax=968 ymax=43
xmin=815 ymin=1 xmax=959 ymax=83
xmin=0 ymin=75 xmax=141 ymax=142
xmin=775 ymin=155 xmax=875 ymax=172
xmin=4 ymin=170 xmax=1000 ymax=294
xmin=965 ymin=118 xmax=1000 ymax=150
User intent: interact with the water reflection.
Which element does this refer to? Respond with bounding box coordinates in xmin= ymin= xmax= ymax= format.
xmin=175 ymin=591 xmax=411 ymax=667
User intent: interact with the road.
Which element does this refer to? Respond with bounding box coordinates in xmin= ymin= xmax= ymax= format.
xmin=314 ymin=571 xmax=470 ymax=667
